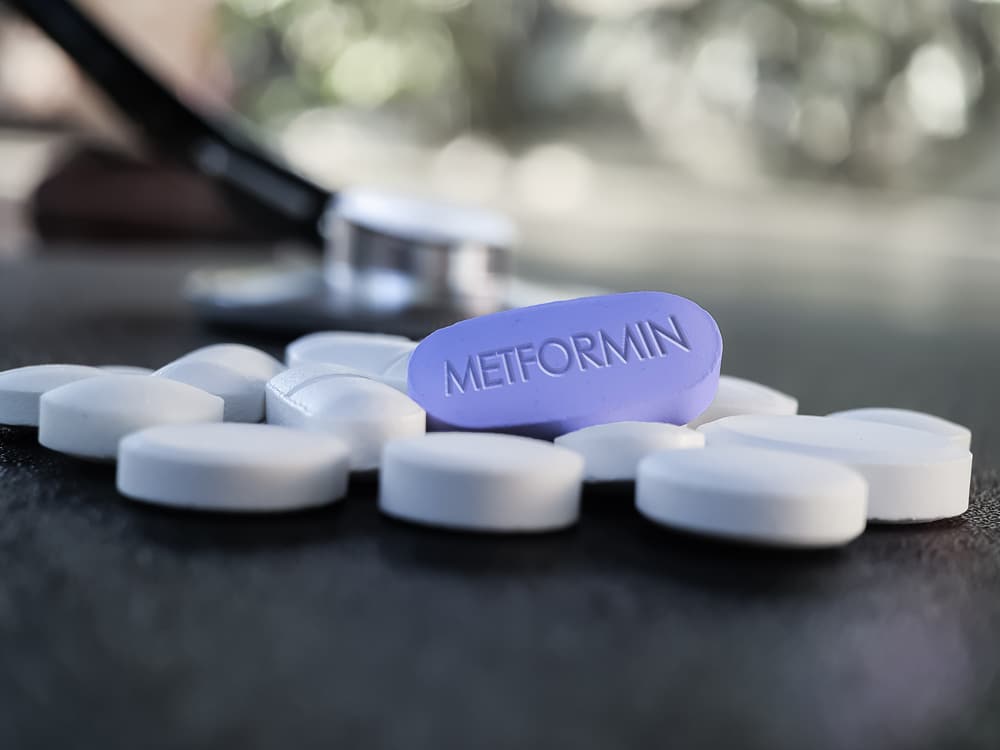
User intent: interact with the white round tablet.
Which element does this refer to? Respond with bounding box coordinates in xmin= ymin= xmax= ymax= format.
xmin=117 ymin=423 xmax=350 ymax=512
xmin=285 ymin=331 xmax=416 ymax=373
xmin=686 ymin=375 xmax=798 ymax=429
xmin=554 ymin=421 xmax=704 ymax=482
xmin=39 ymin=374 xmax=224 ymax=461
xmin=828 ymin=407 xmax=971 ymax=451
xmin=700 ymin=415 xmax=972 ymax=523
xmin=99 ymin=365 xmax=154 ymax=375
xmin=636 ymin=444 xmax=868 ymax=547
xmin=0 ymin=365 xmax=106 ymax=427
xmin=379 ymin=433 xmax=583 ymax=533
xmin=154 ymin=344 xmax=284 ymax=423
xmin=266 ymin=371 xmax=425 ymax=470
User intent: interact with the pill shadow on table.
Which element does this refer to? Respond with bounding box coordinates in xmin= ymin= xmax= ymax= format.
xmin=863 ymin=516 xmax=968 ymax=534
xmin=639 ymin=530 xmax=855 ymax=600
xmin=372 ymin=482 xmax=844 ymax=587
xmin=116 ymin=479 xmax=392 ymax=553
xmin=373 ymin=513 xmax=578 ymax=577
xmin=579 ymin=481 xmax=644 ymax=517
xmin=0 ymin=425 xmax=43 ymax=445
xmin=119 ymin=500 xmax=354 ymax=553
xmin=573 ymin=482 xmax=853 ymax=596
xmin=0 ymin=425 xmax=68 ymax=460
xmin=0 ymin=427 xmax=118 ymax=483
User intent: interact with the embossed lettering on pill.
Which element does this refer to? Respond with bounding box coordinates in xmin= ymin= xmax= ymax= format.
xmin=408 ymin=291 xmax=723 ymax=439
xmin=444 ymin=317 xmax=691 ymax=395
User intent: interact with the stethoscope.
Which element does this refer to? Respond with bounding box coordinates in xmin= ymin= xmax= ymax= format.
xmin=185 ymin=186 xmax=521 ymax=338
xmin=12 ymin=0 xmax=542 ymax=338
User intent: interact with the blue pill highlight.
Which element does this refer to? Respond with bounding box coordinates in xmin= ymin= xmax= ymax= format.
xmin=407 ymin=291 xmax=723 ymax=439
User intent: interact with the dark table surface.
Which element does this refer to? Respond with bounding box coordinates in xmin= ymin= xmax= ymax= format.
xmin=1 ymin=249 xmax=999 ymax=750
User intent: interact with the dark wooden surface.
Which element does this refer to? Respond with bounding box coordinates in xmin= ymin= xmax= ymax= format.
xmin=1 ymin=250 xmax=999 ymax=750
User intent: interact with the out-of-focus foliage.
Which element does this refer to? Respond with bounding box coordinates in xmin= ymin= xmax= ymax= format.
xmin=222 ymin=0 xmax=1000 ymax=190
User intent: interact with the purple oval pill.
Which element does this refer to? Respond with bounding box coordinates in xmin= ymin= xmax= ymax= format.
xmin=407 ymin=291 xmax=722 ymax=439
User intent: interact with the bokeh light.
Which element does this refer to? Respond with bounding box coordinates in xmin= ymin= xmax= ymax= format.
xmin=208 ymin=0 xmax=1000 ymax=194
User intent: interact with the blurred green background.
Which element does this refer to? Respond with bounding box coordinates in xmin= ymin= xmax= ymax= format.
xmin=214 ymin=0 xmax=1000 ymax=194
xmin=2 ymin=0 xmax=1000 ymax=324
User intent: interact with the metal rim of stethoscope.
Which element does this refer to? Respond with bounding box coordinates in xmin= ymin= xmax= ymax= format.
xmin=321 ymin=186 xmax=517 ymax=320
xmin=185 ymin=187 xmax=524 ymax=338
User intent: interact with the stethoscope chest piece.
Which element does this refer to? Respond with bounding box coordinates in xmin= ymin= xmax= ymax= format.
xmin=188 ymin=188 xmax=518 ymax=337
xmin=324 ymin=188 xmax=516 ymax=320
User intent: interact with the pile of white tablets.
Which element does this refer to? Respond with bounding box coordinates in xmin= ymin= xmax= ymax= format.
xmin=0 ymin=326 xmax=974 ymax=549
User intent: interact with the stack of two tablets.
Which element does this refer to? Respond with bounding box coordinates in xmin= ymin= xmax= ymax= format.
xmin=0 ymin=291 xmax=973 ymax=549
